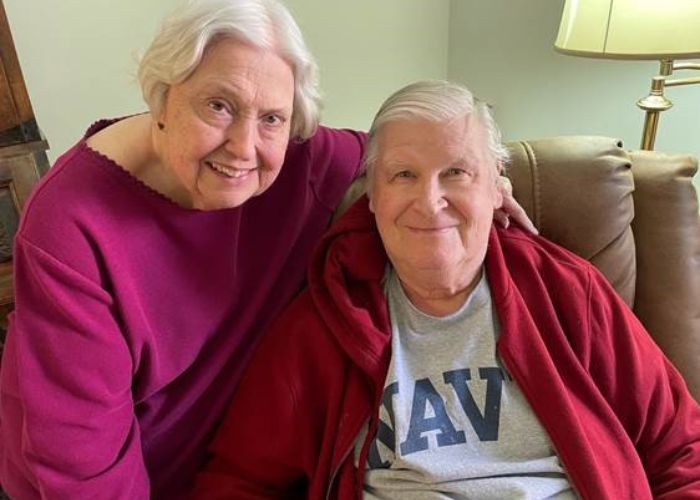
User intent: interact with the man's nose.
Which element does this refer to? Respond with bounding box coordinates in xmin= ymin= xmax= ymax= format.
xmin=415 ymin=178 xmax=447 ymax=214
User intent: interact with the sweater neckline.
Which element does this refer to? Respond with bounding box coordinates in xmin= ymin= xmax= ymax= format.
xmin=79 ymin=118 xmax=214 ymax=214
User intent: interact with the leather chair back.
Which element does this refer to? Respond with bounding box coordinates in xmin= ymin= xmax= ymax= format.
xmin=508 ymin=137 xmax=700 ymax=401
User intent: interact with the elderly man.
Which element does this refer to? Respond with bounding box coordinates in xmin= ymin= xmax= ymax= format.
xmin=194 ymin=81 xmax=700 ymax=499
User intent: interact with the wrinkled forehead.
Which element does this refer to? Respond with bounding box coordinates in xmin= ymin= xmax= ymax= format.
xmin=373 ymin=116 xmax=496 ymax=172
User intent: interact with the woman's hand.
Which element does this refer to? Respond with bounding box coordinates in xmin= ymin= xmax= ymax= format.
xmin=495 ymin=176 xmax=538 ymax=234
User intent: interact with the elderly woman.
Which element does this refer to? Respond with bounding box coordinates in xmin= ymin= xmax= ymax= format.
xmin=0 ymin=0 xmax=363 ymax=496
xmin=0 ymin=1 xmax=363 ymax=498
xmin=194 ymin=80 xmax=700 ymax=499
xmin=0 ymin=0 xmax=353 ymax=496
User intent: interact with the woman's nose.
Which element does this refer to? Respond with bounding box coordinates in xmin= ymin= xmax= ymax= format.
xmin=224 ymin=118 xmax=256 ymax=161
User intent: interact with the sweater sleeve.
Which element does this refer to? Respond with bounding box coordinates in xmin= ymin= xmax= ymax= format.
xmin=308 ymin=126 xmax=367 ymax=211
xmin=585 ymin=268 xmax=700 ymax=498
xmin=0 ymin=235 xmax=148 ymax=499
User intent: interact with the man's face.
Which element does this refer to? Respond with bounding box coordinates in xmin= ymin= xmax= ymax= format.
xmin=369 ymin=116 xmax=503 ymax=279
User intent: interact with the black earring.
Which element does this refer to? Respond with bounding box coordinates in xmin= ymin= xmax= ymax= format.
xmin=157 ymin=121 xmax=165 ymax=131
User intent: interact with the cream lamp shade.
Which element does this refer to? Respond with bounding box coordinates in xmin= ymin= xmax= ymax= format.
xmin=554 ymin=0 xmax=700 ymax=150
xmin=555 ymin=0 xmax=700 ymax=60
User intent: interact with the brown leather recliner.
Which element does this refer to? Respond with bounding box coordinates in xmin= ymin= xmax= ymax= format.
xmin=337 ymin=136 xmax=700 ymax=402
xmin=507 ymin=137 xmax=700 ymax=402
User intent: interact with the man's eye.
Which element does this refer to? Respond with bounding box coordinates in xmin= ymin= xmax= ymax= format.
xmin=395 ymin=170 xmax=413 ymax=179
xmin=207 ymin=100 xmax=228 ymax=113
xmin=445 ymin=167 xmax=466 ymax=176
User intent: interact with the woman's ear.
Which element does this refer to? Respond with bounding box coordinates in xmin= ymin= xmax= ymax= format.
xmin=154 ymin=87 xmax=172 ymax=129
xmin=366 ymin=170 xmax=376 ymax=213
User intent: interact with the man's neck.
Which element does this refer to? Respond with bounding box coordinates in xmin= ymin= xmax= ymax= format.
xmin=396 ymin=266 xmax=483 ymax=317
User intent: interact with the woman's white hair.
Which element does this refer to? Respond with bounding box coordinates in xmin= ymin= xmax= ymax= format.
xmin=138 ymin=0 xmax=321 ymax=139
xmin=363 ymin=80 xmax=510 ymax=176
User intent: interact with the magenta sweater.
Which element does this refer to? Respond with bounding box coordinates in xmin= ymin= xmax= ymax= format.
xmin=0 ymin=119 xmax=365 ymax=499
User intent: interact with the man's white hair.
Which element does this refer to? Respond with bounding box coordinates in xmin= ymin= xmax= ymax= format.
xmin=363 ymin=80 xmax=510 ymax=177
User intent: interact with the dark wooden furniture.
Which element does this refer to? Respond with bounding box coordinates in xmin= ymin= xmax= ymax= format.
xmin=0 ymin=0 xmax=50 ymax=346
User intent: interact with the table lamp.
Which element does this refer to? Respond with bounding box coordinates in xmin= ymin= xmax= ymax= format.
xmin=554 ymin=0 xmax=700 ymax=150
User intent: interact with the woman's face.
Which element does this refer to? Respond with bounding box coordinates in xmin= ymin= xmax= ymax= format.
xmin=156 ymin=37 xmax=295 ymax=210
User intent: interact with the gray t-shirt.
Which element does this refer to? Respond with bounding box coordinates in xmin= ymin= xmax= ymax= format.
xmin=363 ymin=268 xmax=577 ymax=499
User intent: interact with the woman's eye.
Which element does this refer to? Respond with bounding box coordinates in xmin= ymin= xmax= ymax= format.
xmin=262 ymin=114 xmax=284 ymax=126
xmin=394 ymin=170 xmax=414 ymax=179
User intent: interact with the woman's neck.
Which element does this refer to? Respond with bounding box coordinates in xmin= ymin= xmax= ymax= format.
xmin=88 ymin=114 xmax=191 ymax=207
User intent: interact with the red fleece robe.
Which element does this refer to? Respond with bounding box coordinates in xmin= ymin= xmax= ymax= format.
xmin=194 ymin=197 xmax=700 ymax=500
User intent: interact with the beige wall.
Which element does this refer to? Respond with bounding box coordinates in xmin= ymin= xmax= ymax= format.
xmin=3 ymin=0 xmax=449 ymax=163
xmin=4 ymin=0 xmax=699 ymax=188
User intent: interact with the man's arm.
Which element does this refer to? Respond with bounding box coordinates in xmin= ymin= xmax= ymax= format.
xmin=192 ymin=299 xmax=313 ymax=499
xmin=586 ymin=268 xmax=700 ymax=497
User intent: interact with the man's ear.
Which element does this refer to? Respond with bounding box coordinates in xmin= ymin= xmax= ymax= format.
xmin=493 ymin=188 xmax=504 ymax=210
xmin=493 ymin=173 xmax=505 ymax=210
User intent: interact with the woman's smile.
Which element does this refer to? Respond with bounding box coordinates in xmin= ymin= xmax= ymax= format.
xmin=205 ymin=160 xmax=258 ymax=180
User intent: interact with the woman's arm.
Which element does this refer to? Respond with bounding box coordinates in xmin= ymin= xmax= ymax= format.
xmin=319 ymin=127 xmax=537 ymax=233
xmin=0 ymin=235 xmax=149 ymax=499
xmin=494 ymin=175 xmax=538 ymax=234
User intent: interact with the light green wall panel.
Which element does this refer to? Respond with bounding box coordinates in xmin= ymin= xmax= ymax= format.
xmin=5 ymin=0 xmax=698 ymax=185
xmin=4 ymin=0 xmax=174 ymax=163
xmin=286 ymin=0 xmax=449 ymax=132
xmin=448 ymin=0 xmax=700 ymax=189
xmin=4 ymin=0 xmax=449 ymax=163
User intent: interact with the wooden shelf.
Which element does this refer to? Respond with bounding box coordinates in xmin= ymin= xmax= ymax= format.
xmin=0 ymin=260 xmax=11 ymax=305
xmin=0 ymin=0 xmax=50 ymax=347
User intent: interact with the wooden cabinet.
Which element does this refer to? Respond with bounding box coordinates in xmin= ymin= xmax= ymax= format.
xmin=0 ymin=0 xmax=50 ymax=346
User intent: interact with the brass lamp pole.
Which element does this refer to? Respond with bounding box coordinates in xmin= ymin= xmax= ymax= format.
xmin=554 ymin=0 xmax=700 ymax=152
xmin=638 ymin=60 xmax=700 ymax=150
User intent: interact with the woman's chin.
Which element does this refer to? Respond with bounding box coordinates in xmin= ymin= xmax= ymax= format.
xmin=192 ymin=178 xmax=263 ymax=210
xmin=192 ymin=191 xmax=252 ymax=211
